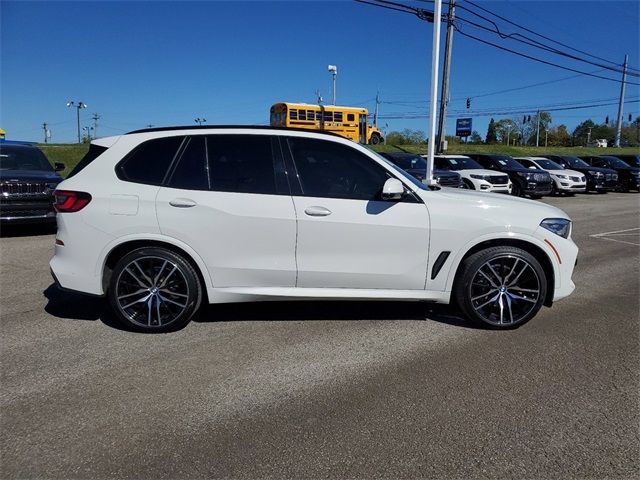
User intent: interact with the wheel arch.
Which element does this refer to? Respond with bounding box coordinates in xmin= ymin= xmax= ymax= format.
xmin=448 ymin=238 xmax=556 ymax=307
xmin=99 ymin=236 xmax=212 ymax=301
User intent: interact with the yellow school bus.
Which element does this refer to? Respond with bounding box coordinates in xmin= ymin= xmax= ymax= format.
xmin=270 ymin=103 xmax=384 ymax=145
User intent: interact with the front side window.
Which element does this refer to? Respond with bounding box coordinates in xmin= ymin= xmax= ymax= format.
xmin=287 ymin=137 xmax=390 ymax=200
xmin=207 ymin=135 xmax=278 ymax=195
xmin=347 ymin=113 xmax=355 ymax=122
xmin=116 ymin=136 xmax=185 ymax=185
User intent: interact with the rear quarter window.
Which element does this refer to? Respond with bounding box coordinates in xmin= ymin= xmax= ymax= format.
xmin=116 ymin=136 xmax=185 ymax=185
xmin=67 ymin=144 xmax=108 ymax=178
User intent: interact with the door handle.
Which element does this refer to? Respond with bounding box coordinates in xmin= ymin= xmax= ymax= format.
xmin=304 ymin=206 xmax=332 ymax=217
xmin=169 ymin=198 xmax=197 ymax=208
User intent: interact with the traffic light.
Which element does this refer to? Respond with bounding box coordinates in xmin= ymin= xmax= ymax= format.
xmin=466 ymin=98 xmax=471 ymax=109
xmin=523 ymin=115 xmax=527 ymax=124
xmin=629 ymin=113 xmax=633 ymax=122
xmin=605 ymin=115 xmax=609 ymax=125
xmin=527 ymin=115 xmax=531 ymax=122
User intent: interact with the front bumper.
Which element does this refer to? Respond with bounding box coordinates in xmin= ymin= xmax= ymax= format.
xmin=523 ymin=181 xmax=553 ymax=196
xmin=0 ymin=197 xmax=57 ymax=223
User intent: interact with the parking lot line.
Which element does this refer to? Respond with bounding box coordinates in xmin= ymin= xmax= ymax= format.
xmin=590 ymin=227 xmax=640 ymax=246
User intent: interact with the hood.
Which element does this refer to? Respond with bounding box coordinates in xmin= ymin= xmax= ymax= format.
xmin=456 ymin=169 xmax=509 ymax=177
xmin=0 ymin=169 xmax=63 ymax=183
xmin=419 ymin=187 xmax=569 ymax=219
xmin=547 ymin=169 xmax=584 ymax=177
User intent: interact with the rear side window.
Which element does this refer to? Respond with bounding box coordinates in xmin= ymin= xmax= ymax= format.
xmin=67 ymin=144 xmax=108 ymax=178
xmin=207 ymin=135 xmax=278 ymax=195
xmin=117 ymin=136 xmax=185 ymax=185
xmin=167 ymin=136 xmax=209 ymax=190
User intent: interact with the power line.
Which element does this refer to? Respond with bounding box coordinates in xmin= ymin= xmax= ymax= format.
xmin=453 ymin=24 xmax=640 ymax=86
xmin=458 ymin=0 xmax=640 ymax=73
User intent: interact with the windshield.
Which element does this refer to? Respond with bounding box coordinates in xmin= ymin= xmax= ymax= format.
xmin=561 ymin=156 xmax=590 ymax=168
xmin=532 ymin=159 xmax=563 ymax=170
xmin=493 ymin=156 xmax=525 ymax=169
xmin=602 ymin=156 xmax=633 ymax=168
xmin=616 ymin=155 xmax=640 ymax=167
xmin=436 ymin=156 xmax=483 ymax=170
xmin=386 ymin=154 xmax=426 ymax=171
xmin=0 ymin=146 xmax=53 ymax=171
xmin=370 ymin=151 xmax=429 ymax=191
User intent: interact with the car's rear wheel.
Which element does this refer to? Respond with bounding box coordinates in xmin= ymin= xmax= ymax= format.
xmin=454 ymin=246 xmax=547 ymax=329
xmin=108 ymin=247 xmax=202 ymax=333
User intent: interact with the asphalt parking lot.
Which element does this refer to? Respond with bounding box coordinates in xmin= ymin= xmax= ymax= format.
xmin=1 ymin=193 xmax=638 ymax=479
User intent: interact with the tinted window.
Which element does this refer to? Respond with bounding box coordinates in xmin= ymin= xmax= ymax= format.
xmin=347 ymin=114 xmax=355 ymax=122
xmin=207 ymin=135 xmax=278 ymax=195
xmin=288 ymin=137 xmax=389 ymax=200
xmin=167 ymin=136 xmax=208 ymax=190
xmin=117 ymin=136 xmax=184 ymax=185
xmin=67 ymin=144 xmax=108 ymax=178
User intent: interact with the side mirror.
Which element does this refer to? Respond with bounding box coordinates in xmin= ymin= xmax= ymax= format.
xmin=54 ymin=162 xmax=65 ymax=172
xmin=382 ymin=178 xmax=404 ymax=201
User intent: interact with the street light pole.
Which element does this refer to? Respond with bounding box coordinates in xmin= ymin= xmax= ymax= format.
xmin=67 ymin=101 xmax=87 ymax=144
xmin=425 ymin=0 xmax=442 ymax=186
xmin=615 ymin=54 xmax=628 ymax=147
xmin=436 ymin=0 xmax=455 ymax=154
xmin=328 ymin=65 xmax=337 ymax=105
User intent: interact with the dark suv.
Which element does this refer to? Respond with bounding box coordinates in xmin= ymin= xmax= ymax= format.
xmin=543 ymin=155 xmax=617 ymax=193
xmin=609 ymin=154 xmax=640 ymax=168
xmin=0 ymin=143 xmax=64 ymax=223
xmin=466 ymin=153 xmax=552 ymax=198
xmin=379 ymin=152 xmax=463 ymax=188
xmin=580 ymin=155 xmax=640 ymax=192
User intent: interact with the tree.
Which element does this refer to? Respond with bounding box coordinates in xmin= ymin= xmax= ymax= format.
xmin=485 ymin=118 xmax=498 ymax=144
xmin=385 ymin=129 xmax=427 ymax=145
xmin=546 ymin=124 xmax=572 ymax=147
xmin=494 ymin=118 xmax=517 ymax=144
xmin=469 ymin=131 xmax=483 ymax=144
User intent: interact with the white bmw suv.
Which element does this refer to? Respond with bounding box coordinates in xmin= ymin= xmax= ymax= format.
xmin=50 ymin=127 xmax=578 ymax=332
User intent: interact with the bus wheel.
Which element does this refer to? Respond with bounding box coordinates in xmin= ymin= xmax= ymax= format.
xmin=369 ymin=134 xmax=381 ymax=145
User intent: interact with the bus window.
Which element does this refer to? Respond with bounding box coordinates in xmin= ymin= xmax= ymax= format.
xmin=299 ymin=110 xmax=306 ymax=121
xmin=335 ymin=112 xmax=343 ymax=122
xmin=290 ymin=110 xmax=298 ymax=120
xmin=347 ymin=113 xmax=355 ymax=122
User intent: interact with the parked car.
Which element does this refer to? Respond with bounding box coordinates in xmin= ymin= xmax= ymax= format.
xmin=542 ymin=155 xmax=617 ymax=193
xmin=0 ymin=143 xmax=64 ymax=223
xmin=579 ymin=155 xmax=640 ymax=192
xmin=515 ymin=157 xmax=586 ymax=195
xmin=50 ymin=126 xmax=578 ymax=332
xmin=379 ymin=152 xmax=463 ymax=188
xmin=465 ymin=153 xmax=553 ymax=198
xmin=608 ymin=154 xmax=640 ymax=168
xmin=433 ymin=155 xmax=512 ymax=193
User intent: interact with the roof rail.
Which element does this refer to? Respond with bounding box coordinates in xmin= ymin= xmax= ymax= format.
xmin=126 ymin=125 xmax=346 ymax=139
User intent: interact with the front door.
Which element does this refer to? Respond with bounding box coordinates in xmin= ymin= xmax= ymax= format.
xmin=285 ymin=136 xmax=430 ymax=290
xmin=358 ymin=114 xmax=367 ymax=144
xmin=156 ymin=134 xmax=297 ymax=288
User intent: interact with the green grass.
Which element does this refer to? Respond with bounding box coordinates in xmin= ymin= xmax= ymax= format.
xmin=38 ymin=143 xmax=89 ymax=177
xmin=36 ymin=142 xmax=639 ymax=178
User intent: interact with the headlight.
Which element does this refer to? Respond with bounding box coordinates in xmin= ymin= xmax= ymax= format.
xmin=470 ymin=174 xmax=488 ymax=180
xmin=540 ymin=218 xmax=571 ymax=239
xmin=587 ymin=170 xmax=602 ymax=177
xmin=554 ymin=174 xmax=568 ymax=179
xmin=516 ymin=172 xmax=533 ymax=178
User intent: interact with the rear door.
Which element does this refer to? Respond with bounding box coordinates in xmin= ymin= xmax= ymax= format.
xmin=155 ymin=134 xmax=297 ymax=288
xmin=285 ymin=136 xmax=429 ymax=290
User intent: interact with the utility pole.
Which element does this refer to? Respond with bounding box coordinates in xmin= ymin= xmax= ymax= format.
xmin=587 ymin=126 xmax=592 ymax=146
xmin=42 ymin=123 xmax=49 ymax=144
xmin=436 ymin=0 xmax=455 ymax=154
xmin=615 ymin=54 xmax=628 ymax=147
xmin=535 ymin=110 xmax=541 ymax=147
xmin=315 ymin=89 xmax=323 ymax=104
xmin=506 ymin=124 xmax=512 ymax=145
xmin=91 ymin=113 xmax=101 ymax=139
xmin=425 ymin=0 xmax=443 ymax=185
xmin=374 ymin=91 xmax=381 ymax=127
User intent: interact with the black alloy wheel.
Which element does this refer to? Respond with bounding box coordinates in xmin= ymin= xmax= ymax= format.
xmin=108 ymin=247 xmax=202 ymax=333
xmin=454 ymin=246 xmax=547 ymax=329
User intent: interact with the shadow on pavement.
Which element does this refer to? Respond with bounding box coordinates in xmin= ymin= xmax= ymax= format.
xmin=1 ymin=222 xmax=57 ymax=238
xmin=43 ymin=283 xmax=477 ymax=331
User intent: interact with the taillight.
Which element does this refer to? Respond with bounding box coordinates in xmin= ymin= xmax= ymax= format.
xmin=53 ymin=190 xmax=92 ymax=213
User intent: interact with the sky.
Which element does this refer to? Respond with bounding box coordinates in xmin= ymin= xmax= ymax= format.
xmin=1 ymin=0 xmax=639 ymax=143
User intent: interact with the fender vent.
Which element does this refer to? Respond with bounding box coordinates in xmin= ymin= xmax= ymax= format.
xmin=431 ymin=251 xmax=451 ymax=280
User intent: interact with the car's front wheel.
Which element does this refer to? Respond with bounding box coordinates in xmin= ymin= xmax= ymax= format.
xmin=454 ymin=246 xmax=547 ymax=329
xmin=108 ymin=247 xmax=202 ymax=333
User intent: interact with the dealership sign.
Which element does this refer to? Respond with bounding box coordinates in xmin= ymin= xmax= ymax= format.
xmin=456 ymin=118 xmax=472 ymax=137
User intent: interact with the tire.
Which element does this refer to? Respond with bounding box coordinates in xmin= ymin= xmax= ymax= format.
xmin=108 ymin=247 xmax=202 ymax=333
xmin=551 ymin=182 xmax=558 ymax=196
xmin=530 ymin=195 xmax=543 ymax=200
xmin=453 ymin=246 xmax=547 ymax=329
xmin=369 ymin=133 xmax=381 ymax=145
xmin=462 ymin=178 xmax=475 ymax=190
xmin=511 ymin=182 xmax=522 ymax=197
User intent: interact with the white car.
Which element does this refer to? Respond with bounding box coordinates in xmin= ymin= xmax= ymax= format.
xmin=50 ymin=127 xmax=578 ymax=332
xmin=516 ymin=157 xmax=586 ymax=195
xmin=433 ymin=155 xmax=512 ymax=193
